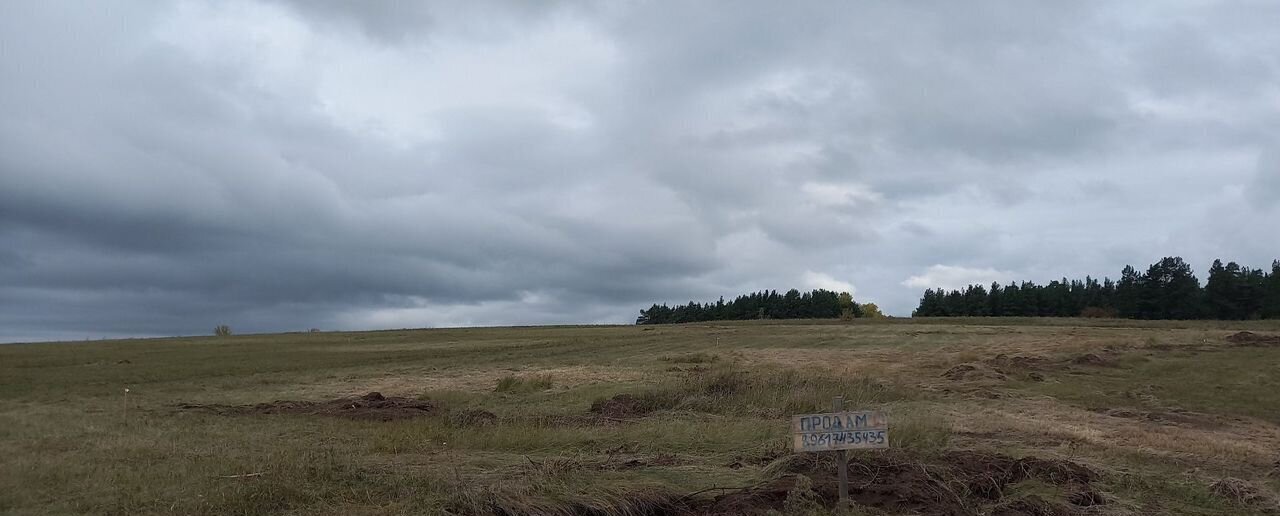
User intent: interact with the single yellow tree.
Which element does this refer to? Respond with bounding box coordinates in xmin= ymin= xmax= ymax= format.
xmin=838 ymin=292 xmax=856 ymax=320
xmin=860 ymin=303 xmax=885 ymax=318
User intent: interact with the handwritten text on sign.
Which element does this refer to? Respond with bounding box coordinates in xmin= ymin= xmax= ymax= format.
xmin=791 ymin=411 xmax=888 ymax=452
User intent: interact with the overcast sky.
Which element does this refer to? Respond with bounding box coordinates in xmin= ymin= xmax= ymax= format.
xmin=2 ymin=1 xmax=1278 ymax=342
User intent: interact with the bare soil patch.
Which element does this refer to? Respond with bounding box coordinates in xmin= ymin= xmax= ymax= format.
xmin=990 ymin=496 xmax=1075 ymax=516
xmin=1099 ymin=407 xmax=1226 ymax=429
xmin=1069 ymin=353 xmax=1112 ymax=366
xmin=986 ymin=354 xmax=1052 ymax=371
xmin=177 ymin=392 xmax=437 ymax=421
xmin=942 ymin=363 xmax=1009 ymax=382
xmin=944 ymin=351 xmax=1120 ymax=386
xmin=589 ymin=393 xmax=655 ymax=418
xmin=1226 ymin=331 xmax=1280 ymax=347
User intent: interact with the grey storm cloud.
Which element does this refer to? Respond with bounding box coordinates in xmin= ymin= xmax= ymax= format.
xmin=2 ymin=1 xmax=1278 ymax=342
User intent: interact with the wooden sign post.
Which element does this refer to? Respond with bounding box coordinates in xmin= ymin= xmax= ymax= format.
xmin=791 ymin=398 xmax=889 ymax=505
xmin=833 ymin=397 xmax=849 ymax=502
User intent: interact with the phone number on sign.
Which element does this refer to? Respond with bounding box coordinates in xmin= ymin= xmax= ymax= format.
xmin=800 ymin=430 xmax=887 ymax=447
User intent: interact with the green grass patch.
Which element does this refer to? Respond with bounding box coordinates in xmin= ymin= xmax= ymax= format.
xmin=494 ymin=375 xmax=555 ymax=394
xmin=594 ymin=367 xmax=913 ymax=419
xmin=1020 ymin=347 xmax=1280 ymax=423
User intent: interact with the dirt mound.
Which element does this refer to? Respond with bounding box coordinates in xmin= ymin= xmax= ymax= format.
xmin=1069 ymin=353 xmax=1111 ymax=366
xmin=612 ymin=453 xmax=681 ymax=470
xmin=706 ymin=451 xmax=1100 ymax=515
xmin=590 ymin=393 xmax=653 ymax=418
xmin=983 ymin=354 xmax=1054 ymax=382
xmin=1009 ymin=455 xmax=1097 ymax=485
xmin=515 ymin=413 xmax=634 ymax=427
xmin=942 ymin=363 xmax=1009 ymax=382
xmin=701 ymin=478 xmax=792 ymax=515
xmin=990 ymin=496 xmax=1074 ymax=516
xmin=1100 ymin=407 xmax=1222 ymax=429
xmin=1226 ymin=331 xmax=1280 ymax=347
xmin=987 ymin=354 xmax=1051 ymax=371
xmin=448 ymin=485 xmax=692 ymax=516
xmin=177 ymin=392 xmax=437 ymax=421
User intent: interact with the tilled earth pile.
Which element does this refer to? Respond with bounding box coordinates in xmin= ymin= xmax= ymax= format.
xmin=177 ymin=392 xmax=437 ymax=421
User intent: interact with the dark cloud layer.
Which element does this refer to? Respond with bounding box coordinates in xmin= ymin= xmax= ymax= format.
xmin=2 ymin=1 xmax=1278 ymax=342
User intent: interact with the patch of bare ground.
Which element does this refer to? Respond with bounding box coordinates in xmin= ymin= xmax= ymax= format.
xmin=1097 ymin=407 xmax=1232 ymax=430
xmin=1226 ymin=331 xmax=1280 ymax=347
xmin=942 ymin=363 xmax=1010 ymax=383
xmin=442 ymin=398 xmax=649 ymax=428
xmin=176 ymin=392 xmax=437 ymax=421
xmin=738 ymin=339 xmax=1131 ymax=393
xmin=590 ymin=393 xmax=654 ymax=418
xmin=317 ymin=365 xmax=649 ymax=397
xmin=177 ymin=392 xmax=638 ymax=429
xmin=935 ymin=351 xmax=1122 ymax=396
xmin=520 ymin=453 xmax=685 ymax=473
xmin=447 ymin=485 xmax=695 ymax=516
xmin=990 ymin=496 xmax=1076 ymax=516
xmin=702 ymin=450 xmax=1100 ymax=516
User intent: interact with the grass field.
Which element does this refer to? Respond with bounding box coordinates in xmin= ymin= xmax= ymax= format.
xmin=3 ymin=318 xmax=1280 ymax=515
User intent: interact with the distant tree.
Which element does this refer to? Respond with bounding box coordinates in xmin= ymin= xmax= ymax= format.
xmin=834 ymin=294 xmax=855 ymax=318
xmin=1239 ymin=266 xmax=1267 ymax=320
xmin=1142 ymin=257 xmax=1202 ymax=319
xmin=779 ymin=289 xmax=801 ymax=319
xmin=860 ymin=303 xmax=885 ymax=318
xmin=1079 ymin=306 xmax=1118 ymax=318
xmin=962 ymin=284 xmax=989 ymax=316
xmin=988 ymin=282 xmax=1004 ymax=316
xmin=636 ymin=288 xmax=852 ymax=325
xmin=1003 ymin=282 xmax=1025 ymax=316
xmin=1204 ymin=259 xmax=1238 ymax=319
xmin=1263 ymin=261 xmax=1280 ymax=319
xmin=912 ymin=289 xmax=944 ymax=317
xmin=910 ymin=256 xmax=1278 ymax=321
xmin=214 ymin=325 xmax=232 ymax=337
xmin=1115 ymin=265 xmax=1141 ymax=318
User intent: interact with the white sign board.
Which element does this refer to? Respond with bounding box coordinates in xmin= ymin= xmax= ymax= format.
xmin=791 ymin=410 xmax=888 ymax=452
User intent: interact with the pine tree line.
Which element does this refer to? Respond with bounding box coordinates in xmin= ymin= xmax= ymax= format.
xmin=636 ymin=289 xmax=861 ymax=325
xmin=912 ymin=257 xmax=1280 ymax=320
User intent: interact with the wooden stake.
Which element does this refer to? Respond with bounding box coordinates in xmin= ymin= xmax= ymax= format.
xmin=833 ymin=396 xmax=849 ymax=505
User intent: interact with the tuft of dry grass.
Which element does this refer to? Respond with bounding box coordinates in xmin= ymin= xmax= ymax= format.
xmin=1209 ymin=477 xmax=1278 ymax=508
xmin=494 ymin=374 xmax=555 ymax=393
